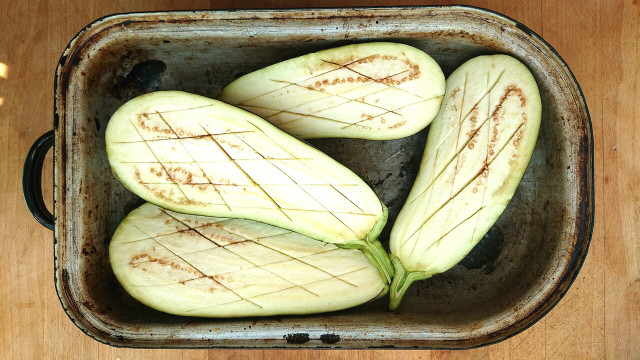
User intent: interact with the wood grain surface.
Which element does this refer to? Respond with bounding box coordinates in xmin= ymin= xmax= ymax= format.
xmin=1 ymin=0 xmax=638 ymax=359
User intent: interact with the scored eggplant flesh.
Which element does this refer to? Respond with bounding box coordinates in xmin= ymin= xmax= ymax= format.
xmin=219 ymin=42 xmax=445 ymax=140
xmin=105 ymin=91 xmax=393 ymax=282
xmin=110 ymin=203 xmax=386 ymax=317
xmin=388 ymin=55 xmax=542 ymax=310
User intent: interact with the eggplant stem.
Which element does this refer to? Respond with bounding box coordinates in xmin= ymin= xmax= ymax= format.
xmin=389 ymin=254 xmax=429 ymax=311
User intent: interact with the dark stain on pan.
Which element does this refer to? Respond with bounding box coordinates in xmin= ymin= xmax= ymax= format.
xmin=459 ymin=226 xmax=504 ymax=274
xmin=285 ymin=333 xmax=310 ymax=344
xmin=320 ymin=334 xmax=340 ymax=344
xmin=109 ymin=60 xmax=167 ymax=100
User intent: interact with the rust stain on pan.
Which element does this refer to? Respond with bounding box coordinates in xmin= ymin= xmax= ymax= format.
xmin=53 ymin=6 xmax=593 ymax=349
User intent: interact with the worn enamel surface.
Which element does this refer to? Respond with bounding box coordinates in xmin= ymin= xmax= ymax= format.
xmin=389 ymin=55 xmax=542 ymax=309
xmin=219 ymin=42 xmax=445 ymax=140
xmin=110 ymin=203 xmax=385 ymax=317
xmin=53 ymin=7 xmax=592 ymax=349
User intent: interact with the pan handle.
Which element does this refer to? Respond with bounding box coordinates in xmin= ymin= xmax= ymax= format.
xmin=23 ymin=130 xmax=54 ymax=230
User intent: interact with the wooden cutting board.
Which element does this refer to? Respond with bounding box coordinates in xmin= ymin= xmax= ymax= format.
xmin=1 ymin=0 xmax=637 ymax=359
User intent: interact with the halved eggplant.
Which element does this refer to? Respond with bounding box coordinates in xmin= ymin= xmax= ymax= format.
xmin=105 ymin=91 xmax=392 ymax=282
xmin=110 ymin=203 xmax=386 ymax=317
xmin=388 ymin=55 xmax=542 ymax=310
xmin=218 ymin=42 xmax=445 ymax=140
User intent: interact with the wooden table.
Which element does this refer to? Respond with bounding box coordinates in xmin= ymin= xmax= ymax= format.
xmin=1 ymin=1 xmax=637 ymax=359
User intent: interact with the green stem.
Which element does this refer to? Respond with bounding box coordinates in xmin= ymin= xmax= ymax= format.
xmin=337 ymin=205 xmax=394 ymax=296
xmin=389 ymin=254 xmax=429 ymax=311
xmin=362 ymin=239 xmax=394 ymax=285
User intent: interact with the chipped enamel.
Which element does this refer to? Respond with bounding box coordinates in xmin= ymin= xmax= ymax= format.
xmin=388 ymin=55 xmax=541 ymax=309
xmin=110 ymin=203 xmax=385 ymax=317
xmin=218 ymin=42 xmax=445 ymax=139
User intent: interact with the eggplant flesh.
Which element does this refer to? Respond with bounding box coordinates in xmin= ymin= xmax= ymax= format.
xmin=105 ymin=91 xmax=392 ymax=282
xmin=388 ymin=55 xmax=542 ymax=310
xmin=110 ymin=203 xmax=386 ymax=317
xmin=219 ymin=42 xmax=445 ymax=140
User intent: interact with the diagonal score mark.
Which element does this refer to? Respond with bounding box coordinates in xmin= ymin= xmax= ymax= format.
xmin=235 ymin=133 xmax=372 ymax=224
xmin=138 ymin=182 xmax=369 ymax=191
xmin=232 ymin=133 xmax=359 ymax=237
xmin=160 ymin=210 xmax=321 ymax=297
xmin=154 ymin=111 xmax=231 ymax=211
xmin=181 ymin=297 xmax=258 ymax=313
xmin=113 ymin=131 xmax=254 ymax=144
xmin=212 ymin=204 xmax=377 ymax=216
xmin=141 ymin=103 xmax=214 ymax=115
xmin=124 ymin=279 xmax=211 ymax=288
xmin=122 ymin=158 xmax=315 ymax=164
xmin=180 ymin=265 xmax=373 ymax=314
xmin=467 ymin=71 xmax=496 ymax=246
xmin=127 ymin=119 xmax=192 ymax=203
xmin=244 ymin=120 xmax=377 ymax=217
xmin=272 ymin=111 xmax=367 ymax=129
xmin=191 ymin=121 xmax=293 ymax=223
xmin=241 ymin=68 xmax=410 ymax=124
xmin=167 ymin=211 xmax=364 ymax=291
xmin=113 ymin=220 xmax=230 ymax=246
xmin=270 ymin=73 xmax=403 ymax=117
xmin=430 ymin=72 xmax=474 ymax=245
xmin=340 ymin=95 xmax=444 ymax=129
xmin=215 ymin=222 xmax=361 ymax=288
xmin=447 ymin=71 xmax=470 ymax=201
xmin=130 ymin=223 xmax=264 ymax=309
xmin=402 ymin=119 xmax=527 ymax=244
xmin=407 ymin=70 xmax=509 ymax=207
xmin=400 ymin=75 xmax=507 ymax=249
xmin=235 ymin=55 xmax=380 ymax=105
xmin=321 ymin=59 xmax=427 ymax=100
xmin=405 ymin=72 xmax=469 ymax=255
xmin=409 ymin=69 xmax=508 ymax=199
xmin=415 ymin=206 xmax=484 ymax=256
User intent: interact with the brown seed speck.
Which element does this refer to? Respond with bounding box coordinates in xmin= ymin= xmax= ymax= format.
xmin=390 ymin=120 xmax=406 ymax=129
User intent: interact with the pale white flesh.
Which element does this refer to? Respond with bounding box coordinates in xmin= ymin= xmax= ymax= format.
xmin=219 ymin=42 xmax=445 ymax=140
xmin=110 ymin=203 xmax=385 ymax=317
xmin=389 ymin=55 xmax=541 ymax=309
xmin=106 ymin=91 xmax=384 ymax=245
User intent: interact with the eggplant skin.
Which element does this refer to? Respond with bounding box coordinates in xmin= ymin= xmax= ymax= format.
xmin=110 ymin=203 xmax=386 ymax=317
xmin=389 ymin=55 xmax=542 ymax=309
xmin=219 ymin=42 xmax=445 ymax=140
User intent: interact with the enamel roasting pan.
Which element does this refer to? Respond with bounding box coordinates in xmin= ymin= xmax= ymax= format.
xmin=23 ymin=6 xmax=593 ymax=349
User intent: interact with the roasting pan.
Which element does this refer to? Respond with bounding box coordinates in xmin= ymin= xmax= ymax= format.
xmin=23 ymin=6 xmax=593 ymax=349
